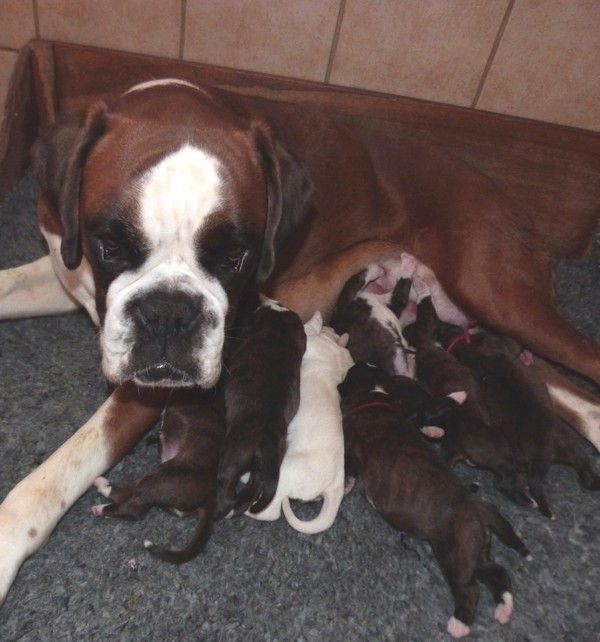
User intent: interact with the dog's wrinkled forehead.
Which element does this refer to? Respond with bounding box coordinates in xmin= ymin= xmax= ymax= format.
xmin=138 ymin=144 xmax=223 ymax=252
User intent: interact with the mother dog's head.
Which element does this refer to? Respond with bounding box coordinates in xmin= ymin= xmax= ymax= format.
xmin=33 ymin=80 xmax=312 ymax=388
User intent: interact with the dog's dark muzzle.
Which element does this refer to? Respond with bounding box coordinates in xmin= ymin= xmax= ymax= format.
xmin=126 ymin=290 xmax=218 ymax=386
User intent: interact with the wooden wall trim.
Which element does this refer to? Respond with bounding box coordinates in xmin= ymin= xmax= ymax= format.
xmin=0 ymin=44 xmax=38 ymax=201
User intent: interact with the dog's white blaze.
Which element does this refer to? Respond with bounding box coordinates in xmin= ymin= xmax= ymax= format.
xmin=101 ymin=145 xmax=228 ymax=387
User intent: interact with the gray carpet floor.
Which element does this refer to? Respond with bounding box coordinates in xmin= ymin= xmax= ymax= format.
xmin=0 ymin=174 xmax=598 ymax=641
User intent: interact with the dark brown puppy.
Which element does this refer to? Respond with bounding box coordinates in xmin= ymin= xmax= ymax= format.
xmin=339 ymin=363 xmax=530 ymax=638
xmin=91 ymin=387 xmax=224 ymax=564
xmin=451 ymin=330 xmax=600 ymax=519
xmin=216 ymin=294 xmax=306 ymax=517
xmin=404 ymin=297 xmax=534 ymax=508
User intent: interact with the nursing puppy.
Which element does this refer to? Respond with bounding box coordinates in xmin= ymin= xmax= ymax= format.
xmin=451 ymin=330 xmax=600 ymax=518
xmin=331 ymin=261 xmax=413 ymax=376
xmin=91 ymin=387 xmax=224 ymax=564
xmin=339 ymin=363 xmax=530 ymax=638
xmin=404 ymin=296 xmax=533 ymax=508
xmin=249 ymin=312 xmax=353 ymax=533
xmin=216 ymin=295 xmax=306 ymax=517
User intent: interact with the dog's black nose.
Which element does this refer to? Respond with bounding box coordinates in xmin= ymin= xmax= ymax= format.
xmin=134 ymin=291 xmax=201 ymax=338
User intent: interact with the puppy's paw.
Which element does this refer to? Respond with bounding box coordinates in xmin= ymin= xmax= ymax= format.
xmin=519 ymin=350 xmax=535 ymax=366
xmin=447 ymin=390 xmax=467 ymax=405
xmin=447 ymin=616 xmax=470 ymax=638
xmin=421 ymin=425 xmax=445 ymax=439
xmin=91 ymin=503 xmax=110 ymax=517
xmin=93 ymin=476 xmax=112 ymax=498
xmin=494 ymin=592 xmax=513 ymax=624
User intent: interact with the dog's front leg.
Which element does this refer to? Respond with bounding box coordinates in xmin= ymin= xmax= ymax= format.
xmin=0 ymin=256 xmax=81 ymax=320
xmin=0 ymin=383 xmax=167 ymax=606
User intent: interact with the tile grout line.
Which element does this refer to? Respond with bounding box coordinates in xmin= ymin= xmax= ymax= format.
xmin=471 ymin=0 xmax=516 ymax=109
xmin=32 ymin=0 xmax=40 ymax=39
xmin=179 ymin=0 xmax=187 ymax=60
xmin=324 ymin=0 xmax=346 ymax=84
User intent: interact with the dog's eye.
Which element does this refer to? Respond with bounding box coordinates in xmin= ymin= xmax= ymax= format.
xmin=100 ymin=238 xmax=127 ymax=262
xmin=224 ymin=247 xmax=248 ymax=272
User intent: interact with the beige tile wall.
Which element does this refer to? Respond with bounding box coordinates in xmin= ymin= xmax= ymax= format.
xmin=0 ymin=0 xmax=599 ymax=131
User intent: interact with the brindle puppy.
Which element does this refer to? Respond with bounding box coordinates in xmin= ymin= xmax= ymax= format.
xmin=92 ymin=387 xmax=224 ymax=564
xmin=404 ymin=296 xmax=534 ymax=508
xmin=452 ymin=330 xmax=600 ymax=519
xmin=216 ymin=294 xmax=306 ymax=517
xmin=339 ymin=363 xmax=530 ymax=638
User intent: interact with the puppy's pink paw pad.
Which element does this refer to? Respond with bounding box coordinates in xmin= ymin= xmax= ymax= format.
xmin=494 ymin=592 xmax=514 ymax=624
xmin=91 ymin=504 xmax=109 ymax=517
xmin=421 ymin=425 xmax=445 ymax=439
xmin=447 ymin=616 xmax=470 ymax=638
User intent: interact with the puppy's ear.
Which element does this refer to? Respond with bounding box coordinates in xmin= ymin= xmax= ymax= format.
xmin=252 ymin=120 xmax=313 ymax=283
xmin=337 ymin=332 xmax=350 ymax=348
xmin=32 ymin=101 xmax=107 ymax=269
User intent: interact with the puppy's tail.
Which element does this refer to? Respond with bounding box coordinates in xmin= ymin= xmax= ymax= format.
xmin=144 ymin=507 xmax=213 ymax=565
xmin=479 ymin=501 xmax=531 ymax=559
xmin=281 ymin=485 xmax=343 ymax=534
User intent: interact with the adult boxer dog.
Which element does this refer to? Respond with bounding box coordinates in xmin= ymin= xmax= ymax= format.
xmin=0 ymin=77 xmax=598 ymax=604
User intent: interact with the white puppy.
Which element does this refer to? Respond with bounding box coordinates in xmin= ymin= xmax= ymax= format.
xmin=248 ymin=311 xmax=353 ymax=533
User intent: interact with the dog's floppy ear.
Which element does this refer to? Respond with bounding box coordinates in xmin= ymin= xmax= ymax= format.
xmin=252 ymin=120 xmax=313 ymax=283
xmin=32 ymin=101 xmax=107 ymax=269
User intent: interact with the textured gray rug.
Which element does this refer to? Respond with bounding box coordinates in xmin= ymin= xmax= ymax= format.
xmin=0 ymin=174 xmax=598 ymax=641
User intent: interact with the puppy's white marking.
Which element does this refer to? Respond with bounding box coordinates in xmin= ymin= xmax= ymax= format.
xmin=101 ymin=145 xmax=228 ymax=388
xmin=371 ymin=385 xmax=388 ymax=394
xmin=259 ymin=295 xmax=288 ymax=313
